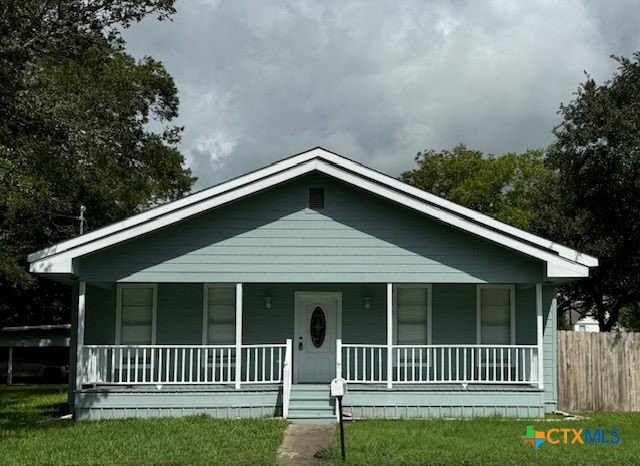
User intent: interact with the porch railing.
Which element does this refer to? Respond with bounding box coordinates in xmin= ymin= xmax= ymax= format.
xmin=81 ymin=343 xmax=288 ymax=386
xmin=337 ymin=341 xmax=539 ymax=385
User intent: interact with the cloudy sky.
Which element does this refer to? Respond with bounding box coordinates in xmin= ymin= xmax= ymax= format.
xmin=124 ymin=0 xmax=640 ymax=189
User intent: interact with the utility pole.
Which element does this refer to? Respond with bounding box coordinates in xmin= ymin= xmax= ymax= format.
xmin=78 ymin=205 xmax=86 ymax=235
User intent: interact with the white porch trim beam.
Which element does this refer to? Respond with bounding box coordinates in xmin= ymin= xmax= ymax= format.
xmin=235 ymin=283 xmax=243 ymax=390
xmin=536 ymin=283 xmax=545 ymax=390
xmin=76 ymin=281 xmax=86 ymax=391
xmin=386 ymin=283 xmax=393 ymax=389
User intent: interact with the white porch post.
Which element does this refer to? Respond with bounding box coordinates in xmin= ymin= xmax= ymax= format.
xmin=336 ymin=339 xmax=342 ymax=378
xmin=235 ymin=283 xmax=243 ymax=389
xmin=75 ymin=281 xmax=86 ymax=391
xmin=536 ymin=283 xmax=545 ymax=389
xmin=386 ymin=283 xmax=393 ymax=389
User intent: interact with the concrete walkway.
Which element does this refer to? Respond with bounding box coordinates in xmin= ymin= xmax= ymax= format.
xmin=277 ymin=424 xmax=336 ymax=465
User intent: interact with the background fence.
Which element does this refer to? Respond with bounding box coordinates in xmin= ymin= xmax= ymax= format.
xmin=557 ymin=330 xmax=640 ymax=411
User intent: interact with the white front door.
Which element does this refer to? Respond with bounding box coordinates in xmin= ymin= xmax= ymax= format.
xmin=294 ymin=292 xmax=341 ymax=383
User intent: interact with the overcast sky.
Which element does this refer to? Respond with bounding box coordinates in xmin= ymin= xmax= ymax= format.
xmin=124 ymin=0 xmax=640 ymax=189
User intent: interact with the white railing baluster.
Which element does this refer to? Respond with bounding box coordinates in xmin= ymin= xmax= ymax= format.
xmin=142 ymin=348 xmax=146 ymax=383
xmin=270 ymin=347 xmax=275 ymax=382
xmin=181 ymin=349 xmax=186 ymax=382
xmin=80 ymin=343 xmax=538 ymax=388
xmin=369 ymin=348 xmax=374 ymax=382
xmin=492 ymin=348 xmax=496 ymax=382
xmin=352 ymin=347 xmax=356 ymax=381
xmin=463 ymin=348 xmax=467 ymax=382
xmin=401 ymin=348 xmax=406 ymax=382
xmin=254 ymin=348 xmax=258 ymax=382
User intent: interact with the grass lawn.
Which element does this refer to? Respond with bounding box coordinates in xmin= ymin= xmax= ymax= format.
xmin=0 ymin=385 xmax=286 ymax=466
xmin=324 ymin=413 xmax=640 ymax=465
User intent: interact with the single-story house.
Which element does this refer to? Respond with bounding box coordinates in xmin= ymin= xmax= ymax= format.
xmin=28 ymin=147 xmax=597 ymax=423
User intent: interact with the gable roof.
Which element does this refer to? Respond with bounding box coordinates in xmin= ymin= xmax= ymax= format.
xmin=28 ymin=147 xmax=597 ymax=280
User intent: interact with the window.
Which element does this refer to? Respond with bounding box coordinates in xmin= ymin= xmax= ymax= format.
xmin=394 ymin=285 xmax=431 ymax=345
xmin=308 ymin=187 xmax=325 ymax=209
xmin=203 ymin=285 xmax=236 ymax=345
xmin=477 ymin=285 xmax=515 ymax=344
xmin=116 ymin=285 xmax=156 ymax=345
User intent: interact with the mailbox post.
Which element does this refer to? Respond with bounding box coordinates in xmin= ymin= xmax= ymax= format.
xmin=331 ymin=377 xmax=347 ymax=460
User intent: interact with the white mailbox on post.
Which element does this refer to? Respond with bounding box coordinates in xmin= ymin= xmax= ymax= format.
xmin=331 ymin=377 xmax=347 ymax=397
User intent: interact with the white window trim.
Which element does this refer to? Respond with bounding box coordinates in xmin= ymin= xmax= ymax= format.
xmin=202 ymin=283 xmax=236 ymax=345
xmin=392 ymin=284 xmax=432 ymax=345
xmin=476 ymin=284 xmax=516 ymax=345
xmin=115 ymin=283 xmax=157 ymax=345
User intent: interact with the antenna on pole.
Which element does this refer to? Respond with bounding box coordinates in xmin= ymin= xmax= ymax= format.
xmin=79 ymin=205 xmax=86 ymax=235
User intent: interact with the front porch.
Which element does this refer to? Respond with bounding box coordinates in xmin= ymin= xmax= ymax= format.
xmin=74 ymin=281 xmax=552 ymax=421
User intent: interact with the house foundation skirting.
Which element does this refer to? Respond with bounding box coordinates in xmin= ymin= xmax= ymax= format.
xmin=75 ymin=386 xmax=282 ymax=420
xmin=74 ymin=385 xmax=546 ymax=420
xmin=344 ymin=388 xmax=546 ymax=419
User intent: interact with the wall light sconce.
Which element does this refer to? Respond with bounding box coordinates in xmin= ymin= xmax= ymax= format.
xmin=264 ymin=294 xmax=272 ymax=310
xmin=364 ymin=296 xmax=372 ymax=310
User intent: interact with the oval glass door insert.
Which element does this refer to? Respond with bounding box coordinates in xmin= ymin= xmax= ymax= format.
xmin=310 ymin=306 xmax=326 ymax=348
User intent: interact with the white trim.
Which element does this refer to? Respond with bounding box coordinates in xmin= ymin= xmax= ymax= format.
xmin=29 ymin=148 xmax=596 ymax=278
xmin=476 ymin=284 xmax=516 ymax=345
xmin=392 ymin=284 xmax=432 ymax=345
xmin=115 ymin=283 xmax=157 ymax=345
xmin=536 ymin=283 xmax=545 ymax=389
xmin=75 ymin=281 xmax=86 ymax=390
xmin=293 ymin=291 xmax=342 ymax=384
xmin=235 ymin=283 xmax=243 ymax=389
xmin=386 ymin=283 xmax=393 ymax=389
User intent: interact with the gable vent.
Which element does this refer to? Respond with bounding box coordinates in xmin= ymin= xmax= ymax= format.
xmin=309 ymin=187 xmax=325 ymax=209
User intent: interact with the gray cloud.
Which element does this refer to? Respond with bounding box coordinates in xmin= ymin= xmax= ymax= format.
xmin=123 ymin=0 xmax=640 ymax=189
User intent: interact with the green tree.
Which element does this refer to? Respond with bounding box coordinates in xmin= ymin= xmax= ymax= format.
xmin=401 ymin=145 xmax=553 ymax=230
xmin=0 ymin=1 xmax=195 ymax=327
xmin=536 ymin=53 xmax=640 ymax=331
xmin=618 ymin=304 xmax=640 ymax=331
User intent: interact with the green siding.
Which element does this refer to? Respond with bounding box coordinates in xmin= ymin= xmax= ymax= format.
xmin=432 ymin=284 xmax=476 ymax=344
xmin=76 ymin=388 xmax=280 ymax=420
xmin=516 ymin=286 xmax=537 ymax=345
xmin=157 ymin=284 xmax=202 ymax=344
xmin=243 ymin=283 xmax=386 ymax=344
xmin=78 ymin=174 xmax=543 ymax=284
xmin=344 ymin=389 xmax=545 ymax=418
xmin=85 ymin=284 xmax=116 ymax=344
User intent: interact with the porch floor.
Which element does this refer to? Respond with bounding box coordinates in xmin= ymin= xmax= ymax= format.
xmin=80 ymin=383 xmax=541 ymax=393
